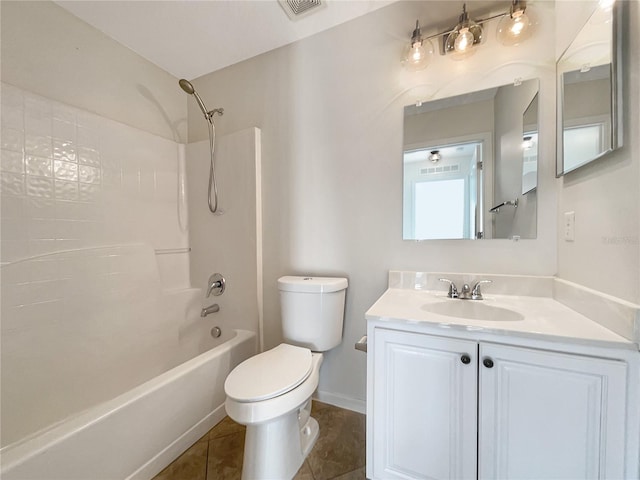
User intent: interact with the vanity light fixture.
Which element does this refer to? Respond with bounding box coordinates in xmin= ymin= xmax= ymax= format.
xmin=401 ymin=20 xmax=434 ymax=71
xmin=496 ymin=0 xmax=534 ymax=46
xmin=429 ymin=150 xmax=442 ymax=163
xmin=443 ymin=3 xmax=484 ymax=59
xmin=402 ymin=1 xmax=537 ymax=69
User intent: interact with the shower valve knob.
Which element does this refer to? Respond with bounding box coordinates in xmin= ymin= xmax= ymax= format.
xmin=207 ymin=273 xmax=226 ymax=297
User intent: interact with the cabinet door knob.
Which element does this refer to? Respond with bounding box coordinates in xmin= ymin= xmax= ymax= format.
xmin=461 ymin=354 xmax=471 ymax=364
xmin=483 ymin=357 xmax=494 ymax=368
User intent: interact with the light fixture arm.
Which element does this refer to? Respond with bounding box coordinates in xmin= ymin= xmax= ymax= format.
xmin=417 ymin=6 xmax=525 ymax=44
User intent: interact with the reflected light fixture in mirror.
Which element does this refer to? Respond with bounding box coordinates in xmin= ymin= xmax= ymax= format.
xmin=496 ymin=0 xmax=534 ymax=46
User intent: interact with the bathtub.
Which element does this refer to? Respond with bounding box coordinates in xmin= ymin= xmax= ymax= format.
xmin=1 ymin=313 xmax=256 ymax=479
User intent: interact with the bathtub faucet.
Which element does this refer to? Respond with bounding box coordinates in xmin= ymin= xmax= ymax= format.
xmin=201 ymin=303 xmax=220 ymax=317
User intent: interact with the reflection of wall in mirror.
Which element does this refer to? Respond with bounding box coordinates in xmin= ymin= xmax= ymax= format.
xmin=493 ymin=81 xmax=538 ymax=240
xmin=403 ymin=99 xmax=494 ymax=146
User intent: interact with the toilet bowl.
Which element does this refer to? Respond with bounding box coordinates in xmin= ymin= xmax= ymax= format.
xmin=224 ymin=276 xmax=348 ymax=480
xmin=225 ymin=345 xmax=323 ymax=480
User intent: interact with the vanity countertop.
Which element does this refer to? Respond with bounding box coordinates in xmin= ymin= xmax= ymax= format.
xmin=365 ymin=287 xmax=637 ymax=351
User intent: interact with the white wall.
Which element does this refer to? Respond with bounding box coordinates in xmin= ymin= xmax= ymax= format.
xmin=1 ymin=1 xmax=191 ymax=286
xmin=1 ymin=1 xmax=186 ymax=143
xmin=557 ymin=0 xmax=640 ymax=304
xmin=186 ymin=128 xmax=262 ymax=339
xmin=187 ymin=1 xmax=558 ymax=407
xmin=0 ymin=83 xmax=189 ymax=278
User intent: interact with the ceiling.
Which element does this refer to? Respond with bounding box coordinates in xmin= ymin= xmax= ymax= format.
xmin=54 ymin=0 xmax=397 ymax=80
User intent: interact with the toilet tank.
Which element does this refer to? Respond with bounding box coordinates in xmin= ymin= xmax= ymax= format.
xmin=277 ymin=276 xmax=348 ymax=351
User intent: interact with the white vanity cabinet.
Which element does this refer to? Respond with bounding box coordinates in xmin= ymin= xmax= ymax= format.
xmin=368 ymin=326 xmax=630 ymax=480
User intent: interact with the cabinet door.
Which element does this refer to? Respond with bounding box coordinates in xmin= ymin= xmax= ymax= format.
xmin=478 ymin=343 xmax=627 ymax=479
xmin=371 ymin=328 xmax=478 ymax=480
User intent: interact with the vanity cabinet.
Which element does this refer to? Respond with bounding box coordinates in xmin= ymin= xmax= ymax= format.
xmin=368 ymin=327 xmax=629 ymax=480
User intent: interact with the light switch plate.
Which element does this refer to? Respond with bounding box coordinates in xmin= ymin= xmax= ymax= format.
xmin=564 ymin=211 xmax=575 ymax=241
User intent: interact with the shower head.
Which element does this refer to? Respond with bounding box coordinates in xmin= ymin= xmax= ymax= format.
xmin=179 ymin=78 xmax=195 ymax=95
xmin=179 ymin=78 xmax=210 ymax=120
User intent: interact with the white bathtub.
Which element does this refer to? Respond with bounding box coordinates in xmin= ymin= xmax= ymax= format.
xmin=0 ymin=327 xmax=256 ymax=480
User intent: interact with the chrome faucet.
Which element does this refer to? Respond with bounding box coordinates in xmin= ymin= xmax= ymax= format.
xmin=439 ymin=278 xmax=459 ymax=298
xmin=471 ymin=280 xmax=492 ymax=300
xmin=439 ymin=278 xmax=492 ymax=300
xmin=201 ymin=303 xmax=220 ymax=317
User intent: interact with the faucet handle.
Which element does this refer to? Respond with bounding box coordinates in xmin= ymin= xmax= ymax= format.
xmin=439 ymin=278 xmax=459 ymax=298
xmin=206 ymin=273 xmax=226 ymax=297
xmin=471 ymin=280 xmax=492 ymax=300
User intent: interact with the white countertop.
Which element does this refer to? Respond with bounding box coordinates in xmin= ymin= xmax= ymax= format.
xmin=366 ymin=288 xmax=637 ymax=350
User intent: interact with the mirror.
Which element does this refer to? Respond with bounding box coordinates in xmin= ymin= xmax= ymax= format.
xmin=556 ymin=0 xmax=622 ymax=175
xmin=522 ymin=93 xmax=539 ymax=195
xmin=403 ymin=78 xmax=539 ymax=240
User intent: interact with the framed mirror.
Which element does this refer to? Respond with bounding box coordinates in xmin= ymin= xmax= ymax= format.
xmin=556 ymin=0 xmax=622 ymax=176
xmin=402 ymin=78 xmax=539 ymax=241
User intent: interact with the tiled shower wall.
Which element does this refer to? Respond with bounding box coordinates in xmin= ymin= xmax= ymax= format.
xmin=0 ymin=82 xmax=190 ymax=287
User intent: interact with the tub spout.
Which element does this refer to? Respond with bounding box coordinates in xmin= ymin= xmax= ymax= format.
xmin=201 ymin=303 xmax=220 ymax=317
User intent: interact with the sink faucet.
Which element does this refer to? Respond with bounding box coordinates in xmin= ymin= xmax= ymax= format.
xmin=440 ymin=278 xmax=492 ymax=300
xmin=470 ymin=280 xmax=492 ymax=300
xmin=201 ymin=303 xmax=220 ymax=317
xmin=439 ymin=278 xmax=459 ymax=298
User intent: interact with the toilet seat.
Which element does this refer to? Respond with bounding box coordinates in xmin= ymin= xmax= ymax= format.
xmin=225 ymin=344 xmax=312 ymax=402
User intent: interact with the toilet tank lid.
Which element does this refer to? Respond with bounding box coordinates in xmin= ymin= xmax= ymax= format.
xmin=278 ymin=276 xmax=348 ymax=293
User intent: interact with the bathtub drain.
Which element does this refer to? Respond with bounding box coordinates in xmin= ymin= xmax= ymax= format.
xmin=211 ymin=326 xmax=222 ymax=338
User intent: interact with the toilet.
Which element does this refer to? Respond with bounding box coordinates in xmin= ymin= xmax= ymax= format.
xmin=224 ymin=276 xmax=348 ymax=480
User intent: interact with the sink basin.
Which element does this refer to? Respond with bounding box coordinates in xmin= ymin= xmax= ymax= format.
xmin=421 ymin=301 xmax=524 ymax=322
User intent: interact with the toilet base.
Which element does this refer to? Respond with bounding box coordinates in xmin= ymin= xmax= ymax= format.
xmin=241 ymin=406 xmax=319 ymax=480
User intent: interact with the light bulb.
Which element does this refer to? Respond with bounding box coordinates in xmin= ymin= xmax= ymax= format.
xmin=454 ymin=27 xmax=475 ymax=52
xmin=402 ymin=20 xmax=432 ymax=71
xmin=402 ymin=39 xmax=433 ymax=71
xmin=496 ymin=5 xmax=534 ymax=46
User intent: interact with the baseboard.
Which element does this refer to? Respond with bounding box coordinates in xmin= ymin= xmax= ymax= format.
xmin=314 ymin=390 xmax=366 ymax=415
xmin=127 ymin=403 xmax=227 ymax=480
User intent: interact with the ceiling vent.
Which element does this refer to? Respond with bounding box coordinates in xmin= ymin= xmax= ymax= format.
xmin=278 ymin=0 xmax=325 ymax=20
xmin=420 ymin=164 xmax=460 ymax=175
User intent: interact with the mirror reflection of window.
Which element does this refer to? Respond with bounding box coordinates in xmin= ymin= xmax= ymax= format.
xmin=522 ymin=132 xmax=538 ymax=194
xmin=403 ymin=141 xmax=482 ymax=240
xmin=414 ymin=179 xmax=466 ymax=239
xmin=522 ymin=92 xmax=539 ymax=195
xmin=564 ymin=124 xmax=605 ymax=171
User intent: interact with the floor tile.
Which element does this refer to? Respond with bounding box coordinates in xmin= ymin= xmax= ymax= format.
xmin=207 ymin=429 xmax=245 ymax=480
xmin=152 ymin=438 xmax=208 ymax=480
xmin=306 ymin=402 xmax=366 ymax=480
xmin=293 ymin=460 xmax=315 ymax=480
xmin=153 ymin=400 xmax=365 ymax=480
xmin=208 ymin=415 xmax=246 ymax=439
xmin=332 ymin=466 xmax=366 ymax=480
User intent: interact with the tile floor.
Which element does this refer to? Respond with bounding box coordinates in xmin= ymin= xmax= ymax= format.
xmin=152 ymin=401 xmax=366 ymax=480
